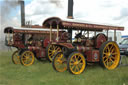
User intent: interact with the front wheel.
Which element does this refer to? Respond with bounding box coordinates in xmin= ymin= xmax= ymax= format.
xmin=12 ymin=50 xmax=20 ymax=64
xmin=46 ymin=44 xmax=62 ymax=62
xmin=20 ymin=50 xmax=35 ymax=66
xmin=99 ymin=41 xmax=120 ymax=70
xmin=52 ymin=52 xmax=67 ymax=72
xmin=67 ymin=52 xmax=86 ymax=75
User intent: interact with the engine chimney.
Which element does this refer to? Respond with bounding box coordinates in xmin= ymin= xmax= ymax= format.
xmin=20 ymin=1 xmax=25 ymax=27
xmin=67 ymin=0 xmax=74 ymax=19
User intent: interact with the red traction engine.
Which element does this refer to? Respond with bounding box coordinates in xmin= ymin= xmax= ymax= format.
xmin=4 ymin=27 xmax=59 ymax=66
xmin=43 ymin=17 xmax=124 ymax=75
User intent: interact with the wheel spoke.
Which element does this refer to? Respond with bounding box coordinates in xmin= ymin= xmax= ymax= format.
xmin=75 ymin=65 xmax=80 ymax=72
xmin=111 ymin=56 xmax=115 ymax=60
xmin=106 ymin=46 xmax=110 ymax=52
xmin=71 ymin=64 xmax=75 ymax=70
xmin=103 ymin=55 xmax=108 ymax=59
xmin=70 ymin=57 xmax=75 ymax=63
xmin=105 ymin=61 xmax=108 ymax=67
xmin=109 ymin=44 xmax=113 ymax=51
xmin=111 ymin=53 xmax=117 ymax=55
xmin=109 ymin=58 xmax=114 ymax=64
xmin=103 ymin=52 xmax=107 ymax=55
xmin=78 ymin=62 xmax=83 ymax=69
xmin=107 ymin=46 xmax=110 ymax=52
xmin=111 ymin=48 xmax=115 ymax=53
xmin=104 ymin=58 xmax=108 ymax=63
xmin=78 ymin=59 xmax=82 ymax=63
xmin=74 ymin=55 xmax=77 ymax=61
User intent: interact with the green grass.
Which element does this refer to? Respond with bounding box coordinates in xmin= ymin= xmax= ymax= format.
xmin=0 ymin=51 xmax=128 ymax=85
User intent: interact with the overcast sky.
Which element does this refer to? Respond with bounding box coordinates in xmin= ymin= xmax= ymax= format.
xmin=0 ymin=0 xmax=128 ymax=39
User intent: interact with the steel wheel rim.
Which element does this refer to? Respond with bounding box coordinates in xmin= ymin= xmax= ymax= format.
xmin=69 ymin=53 xmax=85 ymax=74
xmin=54 ymin=53 xmax=67 ymax=72
xmin=21 ymin=51 xmax=35 ymax=66
xmin=48 ymin=45 xmax=61 ymax=61
xmin=102 ymin=42 xmax=120 ymax=70
xmin=12 ymin=51 xmax=20 ymax=64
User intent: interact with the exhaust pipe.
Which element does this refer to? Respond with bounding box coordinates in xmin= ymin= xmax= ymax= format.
xmin=67 ymin=0 xmax=73 ymax=41
xmin=20 ymin=1 xmax=25 ymax=27
xmin=67 ymin=0 xmax=74 ymax=19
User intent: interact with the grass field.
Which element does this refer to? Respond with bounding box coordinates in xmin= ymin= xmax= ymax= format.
xmin=0 ymin=50 xmax=128 ymax=85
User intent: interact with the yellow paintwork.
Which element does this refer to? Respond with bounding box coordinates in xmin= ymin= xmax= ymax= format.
xmin=12 ymin=50 xmax=20 ymax=64
xmin=102 ymin=42 xmax=120 ymax=70
xmin=69 ymin=53 xmax=86 ymax=75
xmin=20 ymin=51 xmax=35 ymax=66
xmin=48 ymin=45 xmax=61 ymax=61
xmin=53 ymin=52 xmax=67 ymax=72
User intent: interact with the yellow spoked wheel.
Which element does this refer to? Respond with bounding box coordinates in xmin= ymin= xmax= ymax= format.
xmin=67 ymin=52 xmax=86 ymax=75
xmin=52 ymin=52 xmax=67 ymax=72
xmin=47 ymin=45 xmax=61 ymax=62
xmin=100 ymin=41 xmax=120 ymax=70
xmin=20 ymin=50 xmax=35 ymax=66
xmin=12 ymin=50 xmax=20 ymax=64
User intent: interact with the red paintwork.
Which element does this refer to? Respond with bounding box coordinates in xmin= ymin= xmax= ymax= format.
xmin=43 ymin=37 xmax=50 ymax=47
xmin=34 ymin=48 xmax=46 ymax=58
xmin=95 ymin=34 xmax=107 ymax=48
xmin=76 ymin=45 xmax=93 ymax=52
xmin=13 ymin=41 xmax=25 ymax=48
xmin=52 ymin=42 xmax=75 ymax=49
xmin=13 ymin=33 xmax=25 ymax=49
xmin=85 ymin=50 xmax=99 ymax=62
xmin=43 ymin=17 xmax=124 ymax=31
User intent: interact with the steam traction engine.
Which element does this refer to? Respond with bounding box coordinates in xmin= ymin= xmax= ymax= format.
xmin=4 ymin=27 xmax=59 ymax=66
xmin=43 ymin=17 xmax=124 ymax=75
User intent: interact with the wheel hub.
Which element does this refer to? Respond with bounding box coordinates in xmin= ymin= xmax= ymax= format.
xmin=74 ymin=61 xmax=79 ymax=65
xmin=57 ymin=59 xmax=63 ymax=64
xmin=107 ymin=53 xmax=112 ymax=58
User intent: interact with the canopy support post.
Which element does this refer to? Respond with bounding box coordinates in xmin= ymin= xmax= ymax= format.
xmin=114 ymin=30 xmax=116 ymax=41
xmin=87 ymin=31 xmax=89 ymax=38
xmin=94 ymin=30 xmax=96 ymax=37
xmin=107 ymin=30 xmax=108 ymax=37
xmin=68 ymin=29 xmax=72 ymax=42
xmin=57 ymin=25 xmax=59 ymax=42
xmin=50 ymin=25 xmax=52 ymax=42
xmin=7 ymin=31 xmax=10 ymax=44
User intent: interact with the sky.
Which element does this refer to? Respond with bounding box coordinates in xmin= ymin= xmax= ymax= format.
xmin=0 ymin=0 xmax=128 ymax=41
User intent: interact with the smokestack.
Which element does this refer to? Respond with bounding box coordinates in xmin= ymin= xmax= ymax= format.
xmin=67 ymin=0 xmax=74 ymax=19
xmin=20 ymin=1 xmax=25 ymax=27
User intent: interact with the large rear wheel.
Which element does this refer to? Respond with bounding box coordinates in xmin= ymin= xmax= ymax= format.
xmin=52 ymin=52 xmax=67 ymax=72
xmin=20 ymin=50 xmax=35 ymax=66
xmin=12 ymin=50 xmax=20 ymax=64
xmin=47 ymin=44 xmax=61 ymax=62
xmin=100 ymin=41 xmax=120 ymax=70
xmin=67 ymin=52 xmax=86 ymax=75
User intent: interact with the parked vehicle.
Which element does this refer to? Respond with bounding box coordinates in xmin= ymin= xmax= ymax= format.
xmin=4 ymin=27 xmax=59 ymax=66
xmin=43 ymin=17 xmax=124 ymax=75
xmin=119 ymin=38 xmax=128 ymax=56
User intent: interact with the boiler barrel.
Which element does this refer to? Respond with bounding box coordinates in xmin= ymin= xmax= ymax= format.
xmin=76 ymin=45 xmax=92 ymax=52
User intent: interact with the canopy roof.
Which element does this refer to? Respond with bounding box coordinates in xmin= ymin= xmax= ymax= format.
xmin=4 ymin=27 xmax=63 ymax=34
xmin=43 ymin=17 xmax=124 ymax=31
